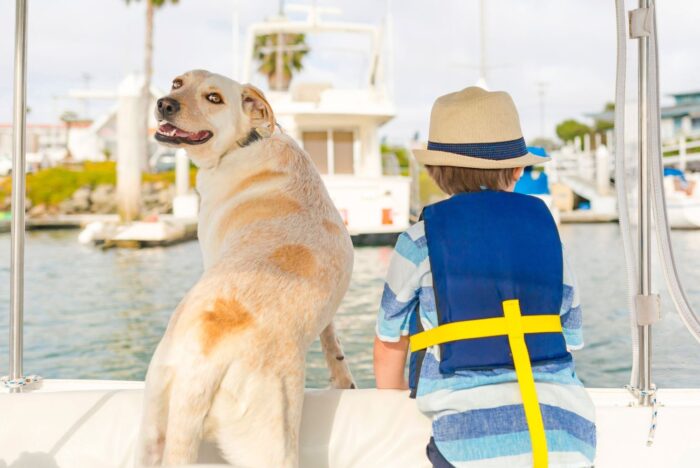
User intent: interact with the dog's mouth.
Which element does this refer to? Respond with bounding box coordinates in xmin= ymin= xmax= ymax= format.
xmin=155 ymin=122 xmax=213 ymax=145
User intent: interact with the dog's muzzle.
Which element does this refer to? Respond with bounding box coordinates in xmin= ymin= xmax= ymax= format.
xmin=156 ymin=97 xmax=180 ymax=119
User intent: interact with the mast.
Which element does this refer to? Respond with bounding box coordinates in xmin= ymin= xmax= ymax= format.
xmin=232 ymin=0 xmax=240 ymax=81
xmin=477 ymin=0 xmax=488 ymax=88
xmin=8 ymin=0 xmax=29 ymax=393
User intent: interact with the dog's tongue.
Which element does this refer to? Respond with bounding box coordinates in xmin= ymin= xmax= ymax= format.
xmin=174 ymin=127 xmax=193 ymax=138
xmin=158 ymin=123 xmax=209 ymax=141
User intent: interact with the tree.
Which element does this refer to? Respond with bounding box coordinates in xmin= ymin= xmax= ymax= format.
xmin=123 ymin=0 xmax=179 ymax=221
xmin=125 ymin=0 xmax=179 ymax=99
xmin=555 ymin=119 xmax=591 ymax=143
xmin=254 ymin=33 xmax=309 ymax=91
xmin=594 ymin=102 xmax=615 ymax=134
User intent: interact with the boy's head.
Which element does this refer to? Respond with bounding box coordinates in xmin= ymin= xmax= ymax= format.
xmin=425 ymin=165 xmax=525 ymax=195
xmin=413 ymin=87 xmax=548 ymax=185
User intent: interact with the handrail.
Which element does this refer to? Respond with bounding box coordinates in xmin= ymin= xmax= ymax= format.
xmin=6 ymin=0 xmax=29 ymax=394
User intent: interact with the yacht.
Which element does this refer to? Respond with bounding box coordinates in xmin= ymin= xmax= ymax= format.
xmin=239 ymin=5 xmax=410 ymax=236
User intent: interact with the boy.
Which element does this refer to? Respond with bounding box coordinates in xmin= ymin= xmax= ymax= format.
xmin=374 ymin=87 xmax=596 ymax=467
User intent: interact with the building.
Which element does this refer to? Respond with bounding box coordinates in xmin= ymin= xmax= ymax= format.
xmin=589 ymin=90 xmax=700 ymax=142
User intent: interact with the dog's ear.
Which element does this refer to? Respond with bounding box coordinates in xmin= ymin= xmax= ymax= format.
xmin=241 ymin=85 xmax=276 ymax=135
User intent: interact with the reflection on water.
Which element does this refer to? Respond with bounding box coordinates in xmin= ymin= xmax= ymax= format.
xmin=0 ymin=225 xmax=699 ymax=389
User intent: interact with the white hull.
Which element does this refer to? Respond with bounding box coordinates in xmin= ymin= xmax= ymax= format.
xmin=667 ymin=200 xmax=700 ymax=229
xmin=665 ymin=175 xmax=700 ymax=229
xmin=2 ymin=380 xmax=700 ymax=467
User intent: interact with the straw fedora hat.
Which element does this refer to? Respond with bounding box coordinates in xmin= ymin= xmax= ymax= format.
xmin=413 ymin=87 xmax=550 ymax=169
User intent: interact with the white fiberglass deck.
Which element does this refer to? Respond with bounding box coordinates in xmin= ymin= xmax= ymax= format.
xmin=1 ymin=380 xmax=700 ymax=467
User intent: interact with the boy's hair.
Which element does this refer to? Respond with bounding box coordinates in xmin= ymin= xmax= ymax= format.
xmin=425 ymin=165 xmax=519 ymax=195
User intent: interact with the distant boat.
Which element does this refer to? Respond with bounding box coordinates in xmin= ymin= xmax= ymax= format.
xmin=664 ymin=167 xmax=700 ymax=229
xmin=514 ymin=147 xmax=561 ymax=224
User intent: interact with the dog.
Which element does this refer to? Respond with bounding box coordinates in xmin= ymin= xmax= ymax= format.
xmin=137 ymin=69 xmax=356 ymax=467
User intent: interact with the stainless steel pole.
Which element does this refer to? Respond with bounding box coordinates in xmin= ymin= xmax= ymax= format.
xmin=637 ymin=0 xmax=652 ymax=406
xmin=9 ymin=0 xmax=28 ymax=394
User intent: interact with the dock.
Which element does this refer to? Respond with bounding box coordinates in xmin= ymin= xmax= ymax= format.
xmin=0 ymin=214 xmax=120 ymax=233
xmin=0 ymin=214 xmax=198 ymax=248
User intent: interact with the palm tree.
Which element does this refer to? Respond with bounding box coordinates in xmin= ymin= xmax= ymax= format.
xmin=254 ymin=33 xmax=309 ymax=91
xmin=122 ymin=0 xmax=179 ymax=222
xmin=125 ymin=0 xmax=179 ymax=101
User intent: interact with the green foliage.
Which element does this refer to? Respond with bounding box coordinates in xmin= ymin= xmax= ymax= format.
xmin=594 ymin=101 xmax=615 ymax=133
xmin=380 ymin=143 xmax=411 ymax=176
xmin=555 ymin=119 xmax=591 ymax=143
xmin=0 ymin=162 xmax=197 ymax=208
xmin=419 ymin=168 xmax=446 ymax=205
xmin=254 ymin=34 xmax=309 ymax=89
xmin=24 ymin=162 xmax=116 ymax=206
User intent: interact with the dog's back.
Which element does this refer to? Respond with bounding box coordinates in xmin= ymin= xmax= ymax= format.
xmin=141 ymin=132 xmax=355 ymax=468
xmin=191 ymin=132 xmax=353 ymax=347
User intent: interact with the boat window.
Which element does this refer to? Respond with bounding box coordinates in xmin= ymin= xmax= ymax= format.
xmin=302 ymin=131 xmax=329 ymax=174
xmin=333 ymin=131 xmax=354 ymax=174
xmin=302 ymin=130 xmax=355 ymax=175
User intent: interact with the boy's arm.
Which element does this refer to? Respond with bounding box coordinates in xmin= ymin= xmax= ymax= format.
xmin=374 ymin=336 xmax=409 ymax=389
xmin=374 ymin=231 xmax=424 ymax=389
xmin=562 ymin=248 xmax=584 ymax=351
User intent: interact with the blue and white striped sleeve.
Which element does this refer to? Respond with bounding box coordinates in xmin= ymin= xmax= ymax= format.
xmin=376 ymin=232 xmax=422 ymax=342
xmin=561 ymin=248 xmax=584 ymax=351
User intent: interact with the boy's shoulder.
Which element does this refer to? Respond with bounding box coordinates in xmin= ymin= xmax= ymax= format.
xmin=402 ymin=221 xmax=427 ymax=245
xmin=393 ymin=222 xmax=428 ymax=266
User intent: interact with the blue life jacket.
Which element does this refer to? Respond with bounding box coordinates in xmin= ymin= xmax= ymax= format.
xmin=409 ymin=191 xmax=571 ymax=393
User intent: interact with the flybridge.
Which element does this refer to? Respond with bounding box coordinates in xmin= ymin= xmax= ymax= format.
xmin=239 ymin=3 xmax=389 ymax=93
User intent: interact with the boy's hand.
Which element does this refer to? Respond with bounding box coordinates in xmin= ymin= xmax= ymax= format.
xmin=373 ymin=336 xmax=409 ymax=390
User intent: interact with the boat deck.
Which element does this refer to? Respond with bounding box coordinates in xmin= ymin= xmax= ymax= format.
xmin=1 ymin=380 xmax=699 ymax=467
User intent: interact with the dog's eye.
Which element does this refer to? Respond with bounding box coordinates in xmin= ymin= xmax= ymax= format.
xmin=207 ymin=93 xmax=223 ymax=104
xmin=172 ymin=79 xmax=183 ymax=89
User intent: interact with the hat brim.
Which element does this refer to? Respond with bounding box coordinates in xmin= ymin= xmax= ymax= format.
xmin=412 ymin=148 xmax=550 ymax=169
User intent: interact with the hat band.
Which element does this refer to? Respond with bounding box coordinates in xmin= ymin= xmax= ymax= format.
xmin=427 ymin=137 xmax=528 ymax=160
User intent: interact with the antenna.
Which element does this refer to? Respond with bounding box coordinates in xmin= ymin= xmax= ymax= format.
xmin=232 ymin=0 xmax=240 ymax=80
xmin=385 ymin=0 xmax=395 ymax=99
xmin=477 ymin=0 xmax=488 ymax=89
xmin=536 ymin=81 xmax=548 ymax=137
xmin=82 ymin=72 xmax=92 ymax=118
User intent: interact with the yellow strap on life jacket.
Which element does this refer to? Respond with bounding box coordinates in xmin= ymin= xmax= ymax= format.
xmin=410 ymin=299 xmax=559 ymax=468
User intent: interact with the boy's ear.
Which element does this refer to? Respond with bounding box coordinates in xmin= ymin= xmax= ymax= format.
xmin=241 ymin=84 xmax=276 ymax=135
xmin=513 ymin=167 xmax=525 ymax=181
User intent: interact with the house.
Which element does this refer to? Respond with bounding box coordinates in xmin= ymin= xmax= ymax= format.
xmin=588 ymin=90 xmax=700 ymax=142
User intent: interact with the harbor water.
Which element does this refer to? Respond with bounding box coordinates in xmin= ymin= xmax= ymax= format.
xmin=0 ymin=224 xmax=699 ymax=389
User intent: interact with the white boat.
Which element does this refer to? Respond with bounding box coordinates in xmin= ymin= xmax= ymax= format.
xmin=2 ymin=380 xmax=700 ymax=468
xmin=4 ymin=1 xmax=700 ymax=467
xmin=664 ymin=169 xmax=700 ymax=229
xmin=513 ymin=149 xmax=562 ymax=225
xmin=239 ymin=6 xmax=410 ymax=236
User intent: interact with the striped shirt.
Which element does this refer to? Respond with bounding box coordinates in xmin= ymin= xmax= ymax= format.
xmin=376 ymin=221 xmax=596 ymax=467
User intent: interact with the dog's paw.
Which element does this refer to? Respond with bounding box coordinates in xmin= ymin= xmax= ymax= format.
xmin=330 ymin=375 xmax=357 ymax=390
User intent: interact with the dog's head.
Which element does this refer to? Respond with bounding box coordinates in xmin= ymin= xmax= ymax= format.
xmin=154 ymin=70 xmax=275 ymax=168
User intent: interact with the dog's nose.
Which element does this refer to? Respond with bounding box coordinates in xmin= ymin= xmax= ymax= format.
xmin=156 ymin=97 xmax=180 ymax=118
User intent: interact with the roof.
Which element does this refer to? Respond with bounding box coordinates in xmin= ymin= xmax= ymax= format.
xmin=669 ymin=90 xmax=700 ymax=98
xmin=587 ymin=102 xmax=700 ymax=121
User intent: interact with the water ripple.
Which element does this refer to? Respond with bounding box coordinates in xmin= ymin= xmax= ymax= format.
xmin=0 ymin=226 xmax=699 ymax=389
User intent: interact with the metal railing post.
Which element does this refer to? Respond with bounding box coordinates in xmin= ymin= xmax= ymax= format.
xmin=637 ymin=0 xmax=653 ymax=406
xmin=8 ymin=0 xmax=29 ymax=394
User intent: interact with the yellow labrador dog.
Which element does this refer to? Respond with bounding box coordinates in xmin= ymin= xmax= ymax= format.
xmin=138 ymin=70 xmax=355 ymax=467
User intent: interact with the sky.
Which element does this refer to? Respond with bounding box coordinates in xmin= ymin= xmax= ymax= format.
xmin=1 ymin=0 xmax=700 ymax=144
